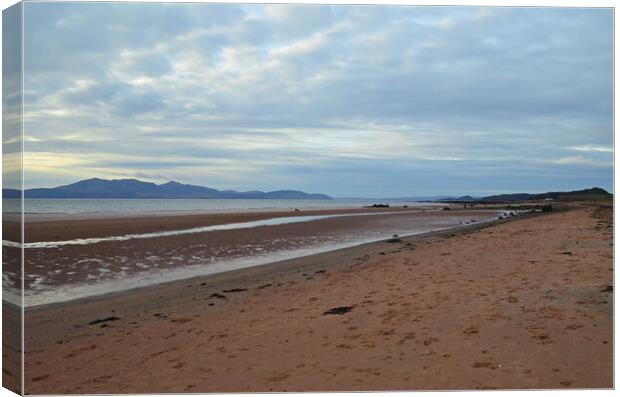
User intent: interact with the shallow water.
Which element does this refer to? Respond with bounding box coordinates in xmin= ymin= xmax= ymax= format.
xmin=5 ymin=198 xmax=433 ymax=218
xmin=3 ymin=211 xmax=409 ymax=249
xmin=4 ymin=210 xmax=507 ymax=307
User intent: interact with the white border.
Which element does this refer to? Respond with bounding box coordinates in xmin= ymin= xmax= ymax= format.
xmin=0 ymin=2 xmax=616 ymax=397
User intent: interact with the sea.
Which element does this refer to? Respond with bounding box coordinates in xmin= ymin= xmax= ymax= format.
xmin=4 ymin=198 xmax=431 ymax=218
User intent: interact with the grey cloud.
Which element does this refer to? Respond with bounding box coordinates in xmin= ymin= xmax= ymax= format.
xmin=19 ymin=4 xmax=613 ymax=195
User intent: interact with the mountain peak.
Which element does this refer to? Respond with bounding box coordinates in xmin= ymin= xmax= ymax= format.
xmin=160 ymin=180 xmax=183 ymax=186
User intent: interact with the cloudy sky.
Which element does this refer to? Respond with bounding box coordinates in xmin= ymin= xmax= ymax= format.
xmin=16 ymin=3 xmax=613 ymax=197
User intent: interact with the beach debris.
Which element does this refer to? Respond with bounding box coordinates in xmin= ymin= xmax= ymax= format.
xmin=88 ymin=316 xmax=121 ymax=326
xmin=223 ymin=288 xmax=247 ymax=293
xmin=601 ymin=285 xmax=613 ymax=292
xmin=209 ymin=293 xmax=227 ymax=299
xmin=443 ymin=207 xmax=451 ymax=210
xmin=386 ymin=238 xmax=402 ymax=243
xmin=366 ymin=203 xmax=390 ymax=208
xmin=315 ymin=269 xmax=326 ymax=274
xmin=462 ymin=326 xmax=480 ymax=334
xmin=294 ymin=208 xmax=300 ymax=212
xmin=323 ymin=306 xmax=353 ymax=315
xmin=562 ymin=251 xmax=573 ymax=255
xmin=378 ymin=252 xmax=386 ymax=255
xmin=170 ymin=318 xmax=192 ymax=324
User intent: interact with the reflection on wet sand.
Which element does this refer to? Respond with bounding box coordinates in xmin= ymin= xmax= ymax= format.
xmin=10 ymin=209 xmax=504 ymax=307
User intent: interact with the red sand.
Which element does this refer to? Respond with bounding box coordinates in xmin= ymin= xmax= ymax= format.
xmin=15 ymin=203 xmax=612 ymax=393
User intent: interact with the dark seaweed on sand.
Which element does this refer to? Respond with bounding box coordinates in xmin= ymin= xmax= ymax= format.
xmin=88 ymin=316 xmax=121 ymax=326
xmin=323 ymin=306 xmax=353 ymax=315
xmin=223 ymin=288 xmax=247 ymax=293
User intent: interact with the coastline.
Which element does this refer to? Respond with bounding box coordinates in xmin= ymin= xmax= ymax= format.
xmin=10 ymin=207 xmax=503 ymax=307
xmin=20 ymin=202 xmax=612 ymax=392
xmin=23 ymin=208 xmax=518 ymax=312
xmin=7 ymin=205 xmax=434 ymax=243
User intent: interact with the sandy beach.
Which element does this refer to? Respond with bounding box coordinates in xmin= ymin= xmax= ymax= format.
xmin=18 ymin=202 xmax=612 ymax=393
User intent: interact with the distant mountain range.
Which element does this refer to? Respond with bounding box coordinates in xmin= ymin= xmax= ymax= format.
xmin=3 ymin=179 xmax=611 ymax=202
xmin=437 ymin=187 xmax=611 ymax=203
xmin=2 ymin=178 xmax=332 ymax=200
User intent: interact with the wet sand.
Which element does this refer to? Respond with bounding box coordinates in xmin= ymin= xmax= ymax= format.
xmin=9 ymin=208 xmax=499 ymax=305
xmin=21 ymin=203 xmax=612 ymax=393
xmin=6 ymin=206 xmax=431 ymax=243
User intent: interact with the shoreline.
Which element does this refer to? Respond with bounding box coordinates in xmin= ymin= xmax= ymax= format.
xmin=21 ymin=203 xmax=613 ymax=392
xmin=15 ymin=202 xmax=442 ymax=221
xmin=22 ymin=210 xmax=525 ymax=312
xmin=5 ymin=206 xmax=436 ymax=242
xmin=9 ymin=208 xmax=504 ymax=307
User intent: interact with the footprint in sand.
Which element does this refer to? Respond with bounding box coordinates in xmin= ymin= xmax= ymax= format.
xmin=532 ymin=333 xmax=552 ymax=343
xmin=397 ymin=332 xmax=416 ymax=345
xmin=267 ymin=372 xmax=291 ymax=382
xmin=32 ymin=374 xmax=50 ymax=382
xmin=462 ymin=325 xmax=480 ymax=334
xmin=170 ymin=318 xmax=193 ymax=324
